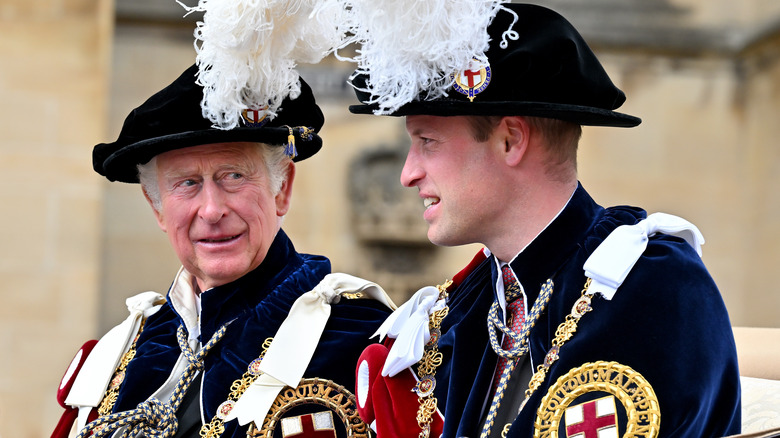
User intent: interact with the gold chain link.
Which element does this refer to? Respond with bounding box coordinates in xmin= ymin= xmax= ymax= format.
xmin=199 ymin=337 xmax=273 ymax=438
xmin=415 ymin=280 xmax=451 ymax=438
xmin=525 ymin=277 xmax=593 ymax=399
xmin=97 ymin=318 xmax=146 ymax=417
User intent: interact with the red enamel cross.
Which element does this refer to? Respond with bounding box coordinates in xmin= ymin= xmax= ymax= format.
xmin=462 ymin=69 xmax=482 ymax=88
xmin=565 ymin=398 xmax=617 ymax=438
xmin=282 ymin=413 xmax=336 ymax=438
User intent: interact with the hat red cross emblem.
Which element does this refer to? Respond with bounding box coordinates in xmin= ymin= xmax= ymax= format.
xmin=564 ymin=396 xmax=619 ymax=438
xmin=452 ymin=58 xmax=492 ymax=102
xmin=241 ymin=108 xmax=269 ymax=127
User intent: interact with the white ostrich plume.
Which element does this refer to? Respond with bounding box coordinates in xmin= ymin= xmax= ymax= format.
xmin=179 ymin=0 xmax=346 ymax=129
xmin=328 ymin=0 xmax=511 ymax=114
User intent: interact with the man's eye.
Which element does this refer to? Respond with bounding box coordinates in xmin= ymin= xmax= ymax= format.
xmin=220 ymin=172 xmax=246 ymax=187
xmin=419 ymin=137 xmax=439 ymax=151
xmin=223 ymin=172 xmax=244 ymax=183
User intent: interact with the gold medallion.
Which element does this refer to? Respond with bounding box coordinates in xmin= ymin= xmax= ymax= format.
xmin=247 ymin=378 xmax=370 ymax=438
xmin=241 ymin=108 xmax=269 ymax=127
xmin=451 ymin=58 xmax=492 ymax=102
xmin=534 ymin=361 xmax=660 ymax=438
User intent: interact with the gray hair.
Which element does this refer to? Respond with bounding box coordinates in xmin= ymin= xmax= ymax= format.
xmin=138 ymin=143 xmax=292 ymax=212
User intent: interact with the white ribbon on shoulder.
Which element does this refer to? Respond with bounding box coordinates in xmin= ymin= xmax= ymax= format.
xmin=227 ymin=273 xmax=394 ymax=427
xmin=372 ymin=285 xmax=447 ymax=377
xmin=65 ymin=291 xmax=166 ymax=430
xmin=583 ymin=212 xmax=705 ymax=300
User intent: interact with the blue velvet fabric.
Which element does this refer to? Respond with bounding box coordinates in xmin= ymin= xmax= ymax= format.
xmin=436 ymin=184 xmax=741 ymax=438
xmin=113 ymin=230 xmax=391 ymax=437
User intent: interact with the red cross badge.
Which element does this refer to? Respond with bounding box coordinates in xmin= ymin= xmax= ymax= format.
xmin=252 ymin=378 xmax=371 ymax=438
xmin=241 ymin=108 xmax=269 ymax=127
xmin=534 ymin=361 xmax=660 ymax=438
xmin=451 ymin=58 xmax=492 ymax=102
xmin=565 ymin=396 xmax=618 ymax=438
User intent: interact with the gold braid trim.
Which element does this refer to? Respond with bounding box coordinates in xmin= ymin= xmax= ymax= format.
xmin=92 ymin=320 xmax=274 ymax=438
xmin=97 ymin=318 xmax=147 ymax=417
xmin=414 ymin=279 xmax=452 ymax=438
xmin=498 ymin=278 xmax=594 ymax=438
xmin=525 ymin=278 xmax=593 ymax=399
xmin=199 ymin=337 xmax=273 ymax=438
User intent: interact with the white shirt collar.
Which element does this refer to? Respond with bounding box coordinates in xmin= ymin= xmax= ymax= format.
xmin=167 ymin=266 xmax=201 ymax=342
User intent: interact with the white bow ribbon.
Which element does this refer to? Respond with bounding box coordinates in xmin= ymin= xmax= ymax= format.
xmin=227 ymin=273 xmax=393 ymax=427
xmin=65 ymin=291 xmax=165 ymax=430
xmin=371 ymin=285 xmax=446 ymax=377
xmin=583 ymin=212 xmax=705 ymax=300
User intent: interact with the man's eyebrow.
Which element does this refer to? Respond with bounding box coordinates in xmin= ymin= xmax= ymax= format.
xmin=162 ymin=162 xmax=252 ymax=178
xmin=408 ymin=127 xmax=428 ymax=137
xmin=160 ymin=168 xmax=197 ymax=180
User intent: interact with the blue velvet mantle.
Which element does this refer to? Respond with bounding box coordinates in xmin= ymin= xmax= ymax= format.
xmin=435 ymin=184 xmax=741 ymax=438
xmin=112 ymin=230 xmax=391 ymax=437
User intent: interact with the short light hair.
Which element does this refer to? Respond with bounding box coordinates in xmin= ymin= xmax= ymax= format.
xmin=466 ymin=115 xmax=582 ymax=174
xmin=138 ymin=143 xmax=291 ymax=212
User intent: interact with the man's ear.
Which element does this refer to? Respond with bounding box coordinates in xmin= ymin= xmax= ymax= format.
xmin=142 ymin=186 xmax=167 ymax=233
xmin=275 ymin=161 xmax=296 ymax=217
xmin=501 ymin=116 xmax=531 ymax=167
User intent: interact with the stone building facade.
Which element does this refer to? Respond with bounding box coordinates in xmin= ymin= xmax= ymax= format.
xmin=2 ymin=0 xmax=780 ymax=436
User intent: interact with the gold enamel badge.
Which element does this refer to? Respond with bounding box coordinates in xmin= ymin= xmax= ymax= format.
xmin=247 ymin=378 xmax=370 ymax=438
xmin=241 ymin=108 xmax=270 ymax=127
xmin=451 ymin=58 xmax=492 ymax=102
xmin=534 ymin=361 xmax=660 ymax=438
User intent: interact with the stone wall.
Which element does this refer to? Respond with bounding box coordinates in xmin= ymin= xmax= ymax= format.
xmin=0 ymin=0 xmax=112 ymax=436
xmin=3 ymin=1 xmax=780 ymax=437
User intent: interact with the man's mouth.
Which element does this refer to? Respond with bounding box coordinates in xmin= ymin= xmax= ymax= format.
xmin=423 ymin=197 xmax=440 ymax=209
xmin=200 ymin=234 xmax=240 ymax=243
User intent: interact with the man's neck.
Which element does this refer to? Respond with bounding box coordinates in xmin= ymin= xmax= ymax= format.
xmin=488 ymin=180 xmax=577 ymax=262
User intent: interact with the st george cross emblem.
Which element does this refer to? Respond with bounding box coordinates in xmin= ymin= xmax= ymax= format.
xmin=247 ymin=378 xmax=370 ymax=438
xmin=280 ymin=411 xmax=337 ymax=438
xmin=451 ymin=58 xmax=492 ymax=102
xmin=241 ymin=108 xmax=270 ymax=127
xmin=534 ymin=361 xmax=660 ymax=438
xmin=564 ymin=396 xmax=618 ymax=438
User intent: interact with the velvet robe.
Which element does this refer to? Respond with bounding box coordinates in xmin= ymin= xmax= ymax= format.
xmin=435 ymin=184 xmax=741 ymax=438
xmin=112 ymin=230 xmax=392 ymax=437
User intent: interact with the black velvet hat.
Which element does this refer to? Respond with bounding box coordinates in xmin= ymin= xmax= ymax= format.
xmin=349 ymin=3 xmax=640 ymax=127
xmin=93 ymin=64 xmax=324 ymax=183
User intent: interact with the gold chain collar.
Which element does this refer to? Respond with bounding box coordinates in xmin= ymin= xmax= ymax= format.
xmin=500 ymin=277 xmax=595 ymax=438
xmin=410 ymin=276 xmax=597 ymax=438
xmin=413 ymin=280 xmax=452 ymax=438
xmin=97 ymin=326 xmax=274 ymax=438
xmin=97 ymin=319 xmax=147 ymax=417
xmin=200 ymin=337 xmax=273 ymax=438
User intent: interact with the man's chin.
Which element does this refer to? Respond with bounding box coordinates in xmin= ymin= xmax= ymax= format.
xmin=427 ymin=229 xmax=456 ymax=248
xmin=194 ymin=264 xmax=255 ymax=291
xmin=427 ymin=226 xmax=478 ymax=249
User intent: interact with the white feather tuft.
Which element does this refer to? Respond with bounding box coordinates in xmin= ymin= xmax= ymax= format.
xmin=181 ymin=0 xmax=346 ymax=129
xmin=327 ymin=0 xmax=510 ymax=114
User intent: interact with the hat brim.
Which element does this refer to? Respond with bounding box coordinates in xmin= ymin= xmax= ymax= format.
xmin=98 ymin=126 xmax=322 ymax=184
xmin=349 ymin=99 xmax=640 ymax=128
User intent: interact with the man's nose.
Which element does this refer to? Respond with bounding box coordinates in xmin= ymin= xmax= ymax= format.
xmin=400 ymin=148 xmax=423 ymax=188
xmin=199 ymin=181 xmax=228 ymax=223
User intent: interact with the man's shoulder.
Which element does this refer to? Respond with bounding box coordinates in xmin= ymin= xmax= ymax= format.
xmin=449 ymin=248 xmax=492 ymax=294
xmin=588 ymin=209 xmax=714 ymax=291
xmin=331 ymin=292 xmax=395 ymax=321
xmin=324 ymin=273 xmax=395 ymax=321
xmin=439 ymin=249 xmax=496 ymax=330
xmin=291 ymin=252 xmax=332 ymax=281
